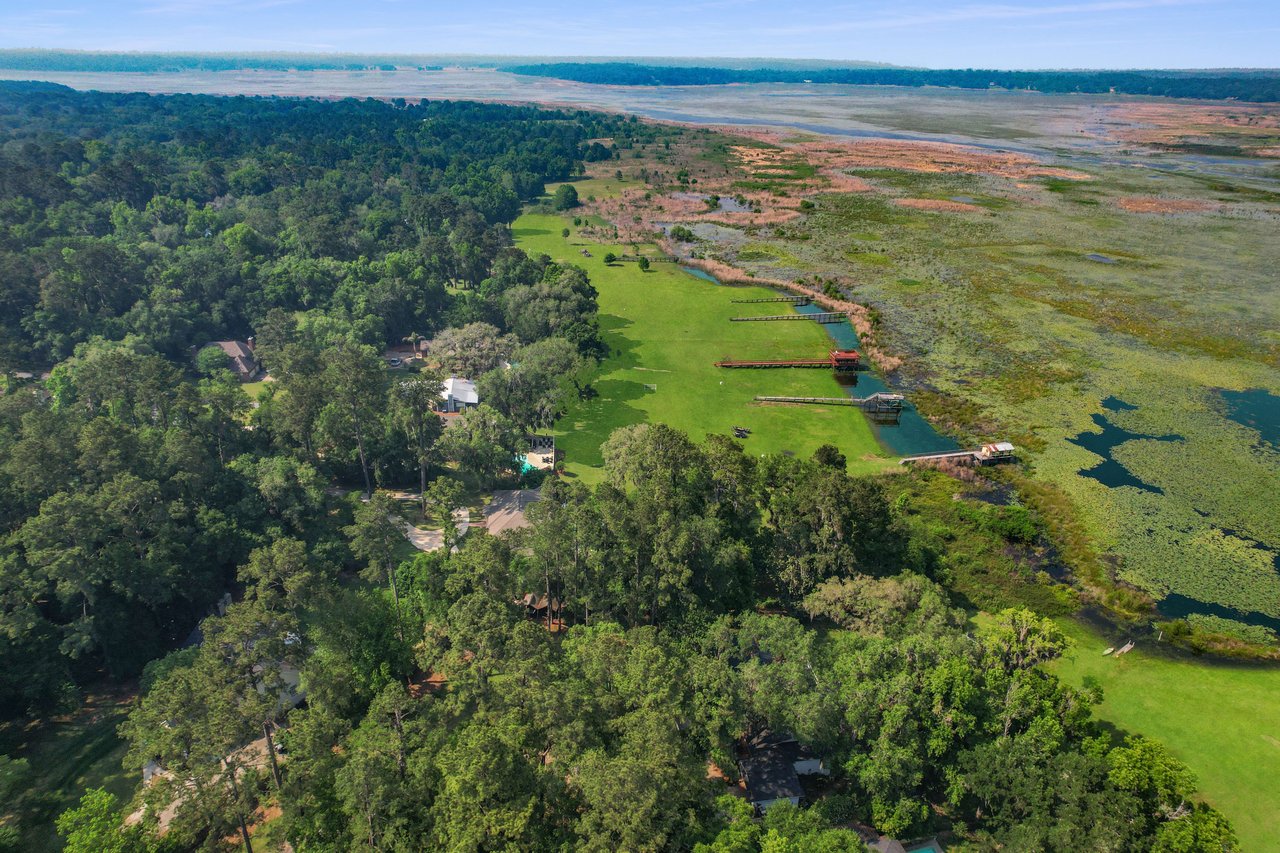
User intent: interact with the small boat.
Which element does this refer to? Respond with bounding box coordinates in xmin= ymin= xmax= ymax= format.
xmin=1102 ymin=647 xmax=1115 ymax=656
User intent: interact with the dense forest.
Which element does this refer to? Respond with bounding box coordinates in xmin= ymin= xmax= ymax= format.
xmin=504 ymin=62 xmax=1280 ymax=102
xmin=0 ymin=84 xmax=1237 ymax=851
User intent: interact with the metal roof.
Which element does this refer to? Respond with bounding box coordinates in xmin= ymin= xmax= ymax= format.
xmin=442 ymin=376 xmax=479 ymax=405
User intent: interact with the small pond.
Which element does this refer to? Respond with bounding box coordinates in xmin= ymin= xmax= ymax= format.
xmin=1101 ymin=395 xmax=1138 ymax=412
xmin=1084 ymin=253 xmax=1118 ymax=264
xmin=671 ymin=191 xmax=753 ymax=213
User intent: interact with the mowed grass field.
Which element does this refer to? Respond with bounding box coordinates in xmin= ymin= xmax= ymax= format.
xmin=1050 ymin=620 xmax=1280 ymax=852
xmin=512 ymin=207 xmax=891 ymax=483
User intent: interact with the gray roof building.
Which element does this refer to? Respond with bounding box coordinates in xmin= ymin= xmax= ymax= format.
xmin=211 ymin=340 xmax=262 ymax=381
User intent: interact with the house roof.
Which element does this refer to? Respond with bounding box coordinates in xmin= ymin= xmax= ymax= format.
xmin=214 ymin=340 xmax=253 ymax=361
xmin=741 ymin=749 xmax=802 ymax=805
xmin=442 ymin=376 xmax=478 ymax=405
xmin=484 ymin=489 xmax=542 ymax=536
xmin=870 ymin=840 xmax=908 ymax=853
xmin=211 ymin=340 xmax=259 ymax=377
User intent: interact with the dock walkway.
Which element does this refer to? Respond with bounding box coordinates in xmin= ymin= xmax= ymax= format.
xmin=731 ymin=312 xmax=847 ymax=323
xmin=754 ymin=392 xmax=905 ymax=412
xmin=730 ymin=296 xmax=811 ymax=305
xmin=899 ymin=442 xmax=1017 ymax=466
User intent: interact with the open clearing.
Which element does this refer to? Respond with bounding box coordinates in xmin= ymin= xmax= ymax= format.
xmin=1051 ymin=619 xmax=1280 ymax=852
xmin=512 ymin=200 xmax=890 ymax=483
xmin=1 ymin=687 xmax=138 ymax=852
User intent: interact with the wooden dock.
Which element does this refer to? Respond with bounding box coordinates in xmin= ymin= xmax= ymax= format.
xmin=730 ymin=296 xmax=811 ymax=305
xmin=754 ymin=392 xmax=905 ymax=412
xmin=716 ymin=349 xmax=860 ymax=372
xmin=899 ymin=442 xmax=1016 ymax=466
xmin=716 ymin=359 xmax=831 ymax=368
xmin=731 ymin=312 xmax=847 ymax=323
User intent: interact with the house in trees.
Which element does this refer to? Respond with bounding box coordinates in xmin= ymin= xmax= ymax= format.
xmin=741 ymin=748 xmax=802 ymax=812
xmin=210 ymin=339 xmax=262 ymax=381
xmin=483 ymin=489 xmax=541 ymax=535
xmin=439 ymin=376 xmax=479 ymax=413
xmin=740 ymin=732 xmax=829 ymax=813
xmin=516 ymin=592 xmax=561 ymax=620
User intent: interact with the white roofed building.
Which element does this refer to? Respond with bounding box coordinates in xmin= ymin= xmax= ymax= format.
xmin=440 ymin=377 xmax=479 ymax=413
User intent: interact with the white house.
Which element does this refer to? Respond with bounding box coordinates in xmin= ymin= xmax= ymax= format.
xmin=440 ymin=377 xmax=479 ymax=413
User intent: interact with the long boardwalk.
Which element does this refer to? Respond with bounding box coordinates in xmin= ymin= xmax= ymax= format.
xmin=731 ymin=312 xmax=848 ymax=323
xmin=755 ymin=392 xmax=906 ymax=412
xmin=730 ymin=295 xmax=811 ymax=305
xmin=899 ymin=443 xmax=1016 ymax=465
xmin=715 ymin=358 xmax=832 ymax=368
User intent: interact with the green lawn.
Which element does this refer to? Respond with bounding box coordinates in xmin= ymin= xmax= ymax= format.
xmin=241 ymin=379 xmax=271 ymax=400
xmin=2 ymin=692 xmax=138 ymax=852
xmin=1050 ymin=619 xmax=1280 ymax=852
xmin=512 ymin=211 xmax=891 ymax=483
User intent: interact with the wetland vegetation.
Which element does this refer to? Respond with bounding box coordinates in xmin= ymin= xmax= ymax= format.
xmin=602 ymin=127 xmax=1280 ymax=645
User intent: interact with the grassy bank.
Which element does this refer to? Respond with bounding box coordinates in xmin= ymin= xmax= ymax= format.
xmin=1051 ymin=619 xmax=1280 ymax=852
xmin=512 ymin=206 xmax=891 ymax=483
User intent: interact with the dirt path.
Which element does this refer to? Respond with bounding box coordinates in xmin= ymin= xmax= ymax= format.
xmin=400 ymin=508 xmax=470 ymax=553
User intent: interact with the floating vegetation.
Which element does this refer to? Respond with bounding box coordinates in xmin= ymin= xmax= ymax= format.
xmin=1102 ymin=395 xmax=1139 ymax=412
xmin=1067 ymin=407 xmax=1182 ymax=493
xmin=1163 ymin=591 xmax=1280 ymax=636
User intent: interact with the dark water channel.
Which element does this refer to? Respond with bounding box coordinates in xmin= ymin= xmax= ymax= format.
xmin=1067 ymin=398 xmax=1181 ymax=493
xmin=1160 ymin=593 xmax=1280 ymax=635
xmin=792 ymin=301 xmax=959 ymax=456
xmin=1219 ymin=387 xmax=1280 ymax=451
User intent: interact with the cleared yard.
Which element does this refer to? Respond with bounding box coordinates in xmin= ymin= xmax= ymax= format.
xmin=512 ymin=208 xmax=891 ymax=483
xmin=1050 ymin=619 xmax=1280 ymax=853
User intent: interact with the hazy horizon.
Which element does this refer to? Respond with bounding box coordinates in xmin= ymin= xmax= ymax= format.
xmin=2 ymin=0 xmax=1278 ymax=70
xmin=1 ymin=48 xmax=1278 ymax=73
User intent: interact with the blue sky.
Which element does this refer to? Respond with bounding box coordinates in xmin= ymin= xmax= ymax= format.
xmin=0 ymin=0 xmax=1276 ymax=69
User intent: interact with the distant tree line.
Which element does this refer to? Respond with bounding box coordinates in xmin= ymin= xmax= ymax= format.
xmin=0 ymin=50 xmax=446 ymax=73
xmin=504 ymin=62 xmax=1280 ymax=102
